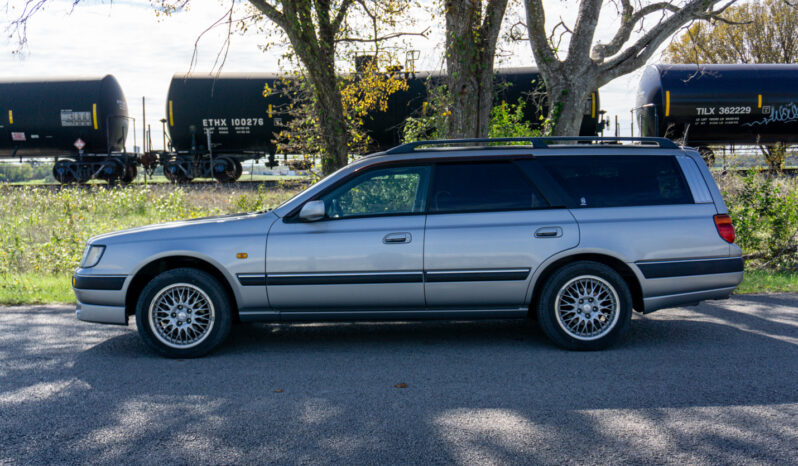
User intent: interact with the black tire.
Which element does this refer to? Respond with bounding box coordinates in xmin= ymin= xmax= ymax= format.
xmin=536 ymin=261 xmax=632 ymax=351
xmin=52 ymin=159 xmax=76 ymax=184
xmin=135 ymin=268 xmax=232 ymax=358
xmin=212 ymin=156 xmax=237 ymax=183
xmin=120 ymin=164 xmax=137 ymax=185
xmin=233 ymin=159 xmax=243 ymax=180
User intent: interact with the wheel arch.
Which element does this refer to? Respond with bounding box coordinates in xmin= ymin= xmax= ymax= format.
xmin=125 ymin=255 xmax=240 ymax=321
xmin=528 ymin=252 xmax=644 ymax=315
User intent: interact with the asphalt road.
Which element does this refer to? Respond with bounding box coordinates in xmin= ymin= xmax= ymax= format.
xmin=1 ymin=295 xmax=797 ymax=465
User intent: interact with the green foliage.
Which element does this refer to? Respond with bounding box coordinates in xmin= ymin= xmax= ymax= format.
xmin=0 ymin=274 xmax=74 ymax=304
xmin=735 ymin=269 xmax=798 ymax=294
xmin=488 ymin=99 xmax=539 ymax=139
xmin=0 ymin=185 xmax=300 ymax=277
xmin=403 ymin=91 xmax=541 ymax=143
xmin=401 ymin=83 xmax=450 ymax=143
xmin=722 ymin=171 xmax=798 ymax=268
xmin=0 ymin=163 xmax=54 ymax=182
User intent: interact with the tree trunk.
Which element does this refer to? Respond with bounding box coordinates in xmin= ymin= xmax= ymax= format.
xmin=446 ymin=59 xmax=493 ymax=139
xmin=308 ymin=67 xmax=349 ymax=174
xmin=762 ymin=143 xmax=787 ymax=172
xmin=444 ymin=0 xmax=508 ymax=140
xmin=545 ymin=80 xmax=592 ymax=136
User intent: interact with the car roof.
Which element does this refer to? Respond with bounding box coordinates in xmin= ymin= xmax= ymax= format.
xmin=363 ymin=137 xmax=686 ymax=164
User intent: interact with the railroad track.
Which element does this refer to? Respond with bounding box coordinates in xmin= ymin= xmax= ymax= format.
xmin=1 ymin=178 xmax=313 ymax=190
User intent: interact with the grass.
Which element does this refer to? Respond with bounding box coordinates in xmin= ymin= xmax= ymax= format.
xmin=735 ymin=269 xmax=798 ymax=294
xmin=7 ymin=174 xmax=309 ymax=186
xmin=0 ymin=274 xmax=74 ymax=305
xmin=0 ymin=184 xmax=302 ymax=306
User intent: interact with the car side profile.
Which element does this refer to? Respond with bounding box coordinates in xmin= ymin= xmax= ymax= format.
xmin=73 ymin=137 xmax=744 ymax=357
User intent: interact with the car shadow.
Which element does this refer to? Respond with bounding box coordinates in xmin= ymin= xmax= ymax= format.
xmin=2 ymin=297 xmax=797 ymax=463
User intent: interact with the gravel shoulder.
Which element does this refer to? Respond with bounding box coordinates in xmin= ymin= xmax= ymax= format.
xmin=1 ymin=295 xmax=797 ymax=464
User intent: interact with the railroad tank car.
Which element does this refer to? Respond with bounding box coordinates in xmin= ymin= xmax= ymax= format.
xmin=362 ymin=67 xmax=602 ymax=148
xmin=0 ymin=75 xmax=132 ymax=183
xmin=165 ymin=68 xmax=603 ymax=182
xmin=635 ymin=64 xmax=798 ymax=148
xmin=165 ymin=73 xmax=292 ymax=182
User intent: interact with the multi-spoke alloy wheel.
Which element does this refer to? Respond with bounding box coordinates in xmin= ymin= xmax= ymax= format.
xmin=136 ymin=268 xmax=232 ymax=358
xmin=149 ymin=283 xmax=215 ymax=349
xmin=554 ymin=275 xmax=619 ymax=341
xmin=536 ymin=261 xmax=632 ymax=350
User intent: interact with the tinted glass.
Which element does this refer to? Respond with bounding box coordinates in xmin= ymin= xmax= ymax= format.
xmin=321 ymin=165 xmax=430 ymax=218
xmin=538 ymin=156 xmax=693 ymax=208
xmin=430 ymin=161 xmax=548 ymax=213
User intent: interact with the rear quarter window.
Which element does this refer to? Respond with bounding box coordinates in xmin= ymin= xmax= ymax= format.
xmin=538 ymin=155 xmax=693 ymax=208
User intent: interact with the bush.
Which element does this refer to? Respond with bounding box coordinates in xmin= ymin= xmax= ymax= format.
xmin=0 ymin=185 xmax=299 ymax=276
xmin=721 ymin=171 xmax=798 ymax=268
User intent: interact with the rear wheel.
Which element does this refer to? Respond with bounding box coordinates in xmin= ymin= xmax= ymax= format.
xmin=536 ymin=261 xmax=632 ymax=350
xmin=135 ymin=268 xmax=232 ymax=358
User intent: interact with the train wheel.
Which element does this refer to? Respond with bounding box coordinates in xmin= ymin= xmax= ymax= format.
xmin=233 ymin=159 xmax=243 ymax=180
xmin=53 ymin=160 xmax=76 ymax=184
xmin=212 ymin=156 xmax=237 ymax=183
xmin=99 ymin=158 xmax=124 ymax=185
xmin=121 ymin=165 xmax=137 ymax=185
xmin=163 ymin=159 xmax=190 ymax=184
xmin=697 ymin=146 xmax=715 ymax=167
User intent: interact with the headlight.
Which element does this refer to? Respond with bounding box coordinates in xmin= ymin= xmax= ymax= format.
xmin=81 ymin=245 xmax=105 ymax=268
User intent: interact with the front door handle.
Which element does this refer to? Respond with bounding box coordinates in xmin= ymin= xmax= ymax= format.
xmin=383 ymin=232 xmax=411 ymax=244
xmin=535 ymin=226 xmax=563 ymax=238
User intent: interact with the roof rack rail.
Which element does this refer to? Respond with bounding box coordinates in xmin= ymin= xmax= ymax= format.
xmin=535 ymin=136 xmax=679 ymax=149
xmin=384 ymin=137 xmax=547 ymax=154
xmin=384 ymin=136 xmax=679 ymax=154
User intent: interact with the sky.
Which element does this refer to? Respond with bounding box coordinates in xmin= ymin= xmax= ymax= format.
xmin=0 ymin=0 xmax=679 ymax=151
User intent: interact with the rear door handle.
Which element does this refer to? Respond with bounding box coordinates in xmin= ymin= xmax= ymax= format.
xmin=383 ymin=232 xmax=411 ymax=244
xmin=535 ymin=227 xmax=563 ymax=238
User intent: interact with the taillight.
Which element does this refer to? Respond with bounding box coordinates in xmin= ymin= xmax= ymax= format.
xmin=714 ymin=214 xmax=735 ymax=243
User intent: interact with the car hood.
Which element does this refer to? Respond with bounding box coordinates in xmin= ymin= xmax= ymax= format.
xmin=88 ymin=211 xmax=276 ymax=245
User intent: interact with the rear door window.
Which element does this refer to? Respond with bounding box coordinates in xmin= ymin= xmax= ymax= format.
xmin=429 ymin=161 xmax=548 ymax=213
xmin=537 ymin=155 xmax=693 ymax=208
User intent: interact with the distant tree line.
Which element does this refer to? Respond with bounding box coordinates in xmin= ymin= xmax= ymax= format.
xmin=0 ymin=163 xmax=53 ymax=182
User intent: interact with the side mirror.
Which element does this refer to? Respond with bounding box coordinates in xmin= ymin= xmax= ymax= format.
xmin=298 ymin=200 xmax=325 ymax=222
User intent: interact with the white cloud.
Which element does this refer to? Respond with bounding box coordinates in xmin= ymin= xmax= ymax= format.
xmin=1 ymin=0 xmax=675 ymax=150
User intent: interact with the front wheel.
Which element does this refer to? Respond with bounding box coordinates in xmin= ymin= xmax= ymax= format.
xmin=536 ymin=261 xmax=632 ymax=350
xmin=135 ymin=268 xmax=232 ymax=358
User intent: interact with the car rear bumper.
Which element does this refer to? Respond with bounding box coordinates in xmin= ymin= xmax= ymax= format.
xmin=635 ymin=257 xmax=744 ymax=313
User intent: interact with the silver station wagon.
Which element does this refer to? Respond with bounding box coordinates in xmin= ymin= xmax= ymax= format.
xmin=73 ymin=137 xmax=743 ymax=357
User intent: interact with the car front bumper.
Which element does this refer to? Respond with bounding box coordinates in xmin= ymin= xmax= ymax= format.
xmin=73 ymin=273 xmax=128 ymax=325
